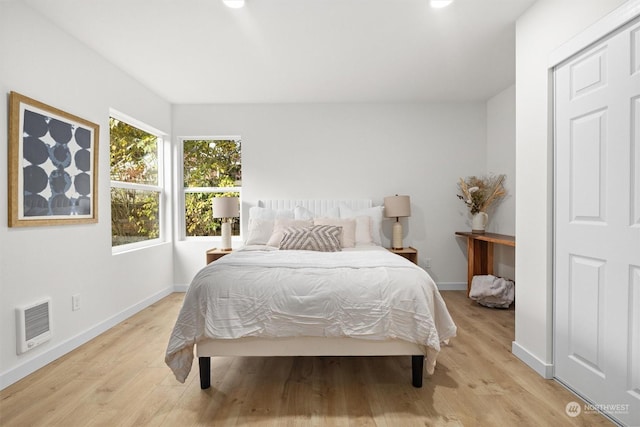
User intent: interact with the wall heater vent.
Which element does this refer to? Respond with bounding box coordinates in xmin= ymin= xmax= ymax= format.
xmin=16 ymin=298 xmax=51 ymax=355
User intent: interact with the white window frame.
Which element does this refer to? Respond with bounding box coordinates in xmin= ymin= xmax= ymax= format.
xmin=178 ymin=136 xmax=242 ymax=241
xmin=110 ymin=109 xmax=166 ymax=253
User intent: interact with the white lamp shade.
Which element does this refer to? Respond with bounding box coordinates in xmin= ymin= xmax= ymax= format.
xmin=223 ymin=0 xmax=245 ymax=8
xmin=384 ymin=195 xmax=411 ymax=218
xmin=212 ymin=197 xmax=239 ymax=219
xmin=430 ymin=0 xmax=453 ymax=8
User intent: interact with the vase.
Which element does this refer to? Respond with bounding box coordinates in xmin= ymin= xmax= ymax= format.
xmin=471 ymin=212 xmax=488 ymax=233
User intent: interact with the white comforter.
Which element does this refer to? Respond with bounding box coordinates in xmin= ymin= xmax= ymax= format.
xmin=165 ymin=246 xmax=457 ymax=383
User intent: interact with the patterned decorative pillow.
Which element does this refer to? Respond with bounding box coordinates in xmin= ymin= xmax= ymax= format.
xmin=280 ymin=225 xmax=342 ymax=252
xmin=312 ymin=217 xmax=356 ymax=248
xmin=266 ymin=218 xmax=313 ymax=247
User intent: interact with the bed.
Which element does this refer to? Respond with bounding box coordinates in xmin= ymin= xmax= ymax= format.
xmin=165 ymin=199 xmax=457 ymax=388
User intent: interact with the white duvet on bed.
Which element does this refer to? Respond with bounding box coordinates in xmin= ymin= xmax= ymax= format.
xmin=165 ymin=246 xmax=457 ymax=383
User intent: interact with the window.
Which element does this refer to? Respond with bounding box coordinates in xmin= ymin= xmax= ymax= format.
xmin=110 ymin=115 xmax=163 ymax=247
xmin=181 ymin=138 xmax=241 ymax=238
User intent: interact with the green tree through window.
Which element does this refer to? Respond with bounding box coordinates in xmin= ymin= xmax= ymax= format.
xmin=182 ymin=139 xmax=241 ymax=237
xmin=110 ymin=117 xmax=162 ymax=246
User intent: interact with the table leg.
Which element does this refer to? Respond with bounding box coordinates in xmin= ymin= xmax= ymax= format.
xmin=466 ymin=239 xmax=496 ymax=296
xmin=486 ymin=242 xmax=494 ymax=276
xmin=466 ymin=238 xmax=475 ymax=295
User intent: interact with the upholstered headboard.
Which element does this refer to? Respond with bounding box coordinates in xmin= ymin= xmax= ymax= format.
xmin=258 ymin=199 xmax=372 ymax=217
xmin=251 ymin=199 xmax=384 ymax=246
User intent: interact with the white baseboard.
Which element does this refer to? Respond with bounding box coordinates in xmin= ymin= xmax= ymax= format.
xmin=173 ymin=283 xmax=189 ymax=292
xmin=512 ymin=340 xmax=554 ymax=379
xmin=0 ymin=286 xmax=174 ymax=391
xmin=436 ymin=282 xmax=467 ymax=291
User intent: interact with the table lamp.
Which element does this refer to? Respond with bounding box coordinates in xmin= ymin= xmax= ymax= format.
xmin=384 ymin=195 xmax=411 ymax=249
xmin=212 ymin=196 xmax=239 ymax=251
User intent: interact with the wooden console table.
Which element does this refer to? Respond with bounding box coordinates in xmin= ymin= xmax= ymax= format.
xmin=455 ymin=231 xmax=516 ymax=295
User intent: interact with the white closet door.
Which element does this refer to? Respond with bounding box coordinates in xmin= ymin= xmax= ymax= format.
xmin=555 ymin=18 xmax=640 ymax=426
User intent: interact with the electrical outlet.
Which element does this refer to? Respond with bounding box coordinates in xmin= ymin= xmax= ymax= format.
xmin=72 ymin=294 xmax=80 ymax=311
xmin=424 ymin=258 xmax=432 ymax=268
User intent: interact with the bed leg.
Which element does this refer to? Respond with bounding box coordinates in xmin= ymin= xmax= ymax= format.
xmin=411 ymin=355 xmax=424 ymax=388
xmin=199 ymin=357 xmax=211 ymax=389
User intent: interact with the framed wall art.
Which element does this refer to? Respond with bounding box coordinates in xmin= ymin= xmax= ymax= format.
xmin=8 ymin=92 xmax=99 ymax=227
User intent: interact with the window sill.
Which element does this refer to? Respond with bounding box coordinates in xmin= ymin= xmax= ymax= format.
xmin=112 ymin=239 xmax=170 ymax=255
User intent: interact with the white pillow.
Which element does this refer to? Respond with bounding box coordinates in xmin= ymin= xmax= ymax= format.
xmin=267 ymin=218 xmax=313 ymax=247
xmin=249 ymin=206 xmax=294 ymax=221
xmin=245 ymin=218 xmax=274 ymax=245
xmin=353 ymin=215 xmax=373 ymax=245
xmin=294 ymin=205 xmax=340 ymax=219
xmin=324 ymin=206 xmax=340 ymax=218
xmin=294 ymin=206 xmax=314 ymax=220
xmin=313 ymin=217 xmax=356 ymax=248
xmin=339 ymin=204 xmax=383 ymax=245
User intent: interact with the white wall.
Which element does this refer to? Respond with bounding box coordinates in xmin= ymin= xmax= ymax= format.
xmin=0 ymin=2 xmax=174 ymax=388
xmin=486 ymin=85 xmax=516 ymax=280
xmin=514 ymin=0 xmax=626 ymax=377
xmin=172 ymin=103 xmax=488 ymax=287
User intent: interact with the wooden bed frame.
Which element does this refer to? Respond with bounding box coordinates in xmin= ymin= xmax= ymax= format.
xmin=197 ymin=337 xmax=426 ymax=388
xmin=196 ymin=199 xmax=427 ymax=389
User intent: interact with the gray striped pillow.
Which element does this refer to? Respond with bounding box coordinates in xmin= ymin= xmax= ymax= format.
xmin=280 ymin=225 xmax=342 ymax=252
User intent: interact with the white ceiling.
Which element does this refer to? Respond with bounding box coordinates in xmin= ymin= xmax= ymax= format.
xmin=24 ymin=0 xmax=536 ymax=104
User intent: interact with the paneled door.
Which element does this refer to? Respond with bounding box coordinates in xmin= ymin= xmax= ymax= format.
xmin=554 ymin=17 xmax=640 ymax=426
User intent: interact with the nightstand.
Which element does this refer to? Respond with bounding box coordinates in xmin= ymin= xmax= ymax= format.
xmin=206 ymin=248 xmax=232 ymax=264
xmin=387 ymin=247 xmax=418 ymax=265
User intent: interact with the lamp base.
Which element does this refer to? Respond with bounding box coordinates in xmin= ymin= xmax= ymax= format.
xmin=392 ymin=221 xmax=403 ymax=250
xmin=221 ymin=222 xmax=232 ymax=251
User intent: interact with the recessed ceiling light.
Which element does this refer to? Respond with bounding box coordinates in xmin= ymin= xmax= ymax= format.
xmin=223 ymin=0 xmax=245 ymax=8
xmin=430 ymin=0 xmax=453 ymax=8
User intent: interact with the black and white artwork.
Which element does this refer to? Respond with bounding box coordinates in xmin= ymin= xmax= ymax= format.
xmin=9 ymin=92 xmax=99 ymax=227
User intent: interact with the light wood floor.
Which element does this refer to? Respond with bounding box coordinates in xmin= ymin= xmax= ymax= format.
xmin=0 ymin=291 xmax=612 ymax=426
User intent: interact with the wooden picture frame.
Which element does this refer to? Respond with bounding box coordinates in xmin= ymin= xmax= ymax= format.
xmin=8 ymin=92 xmax=99 ymax=227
